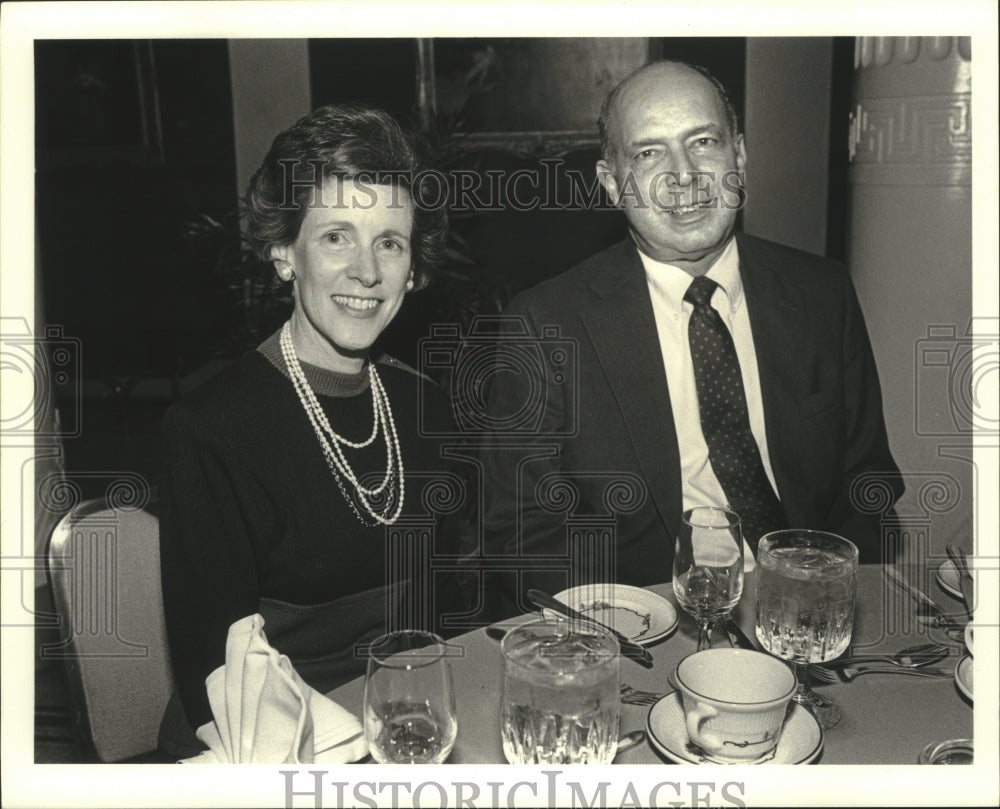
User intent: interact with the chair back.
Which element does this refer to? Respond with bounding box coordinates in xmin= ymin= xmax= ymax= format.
xmin=45 ymin=498 xmax=174 ymax=762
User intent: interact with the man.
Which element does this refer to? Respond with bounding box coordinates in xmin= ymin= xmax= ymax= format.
xmin=477 ymin=61 xmax=901 ymax=618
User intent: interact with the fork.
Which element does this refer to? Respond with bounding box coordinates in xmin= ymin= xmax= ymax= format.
xmin=806 ymin=664 xmax=952 ymax=684
xmin=620 ymin=684 xmax=666 ymax=706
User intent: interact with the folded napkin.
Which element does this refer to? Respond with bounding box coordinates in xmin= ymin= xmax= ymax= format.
xmin=182 ymin=614 xmax=368 ymax=764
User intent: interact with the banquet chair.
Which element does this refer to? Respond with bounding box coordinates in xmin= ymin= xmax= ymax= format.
xmin=45 ymin=497 xmax=175 ymax=762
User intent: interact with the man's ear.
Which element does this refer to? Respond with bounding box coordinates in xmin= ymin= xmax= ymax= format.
xmin=596 ymin=159 xmax=620 ymax=205
xmin=735 ymin=134 xmax=747 ymax=172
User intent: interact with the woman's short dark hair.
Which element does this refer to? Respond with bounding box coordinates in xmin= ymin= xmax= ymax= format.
xmin=243 ymin=103 xmax=447 ymax=291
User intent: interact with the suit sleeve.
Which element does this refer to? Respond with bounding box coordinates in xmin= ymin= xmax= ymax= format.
xmin=476 ymin=299 xmax=580 ymax=620
xmin=826 ymin=274 xmax=904 ymax=561
xmin=159 ymin=405 xmax=275 ymax=728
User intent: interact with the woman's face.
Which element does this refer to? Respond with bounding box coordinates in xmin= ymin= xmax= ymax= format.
xmin=272 ymin=178 xmax=414 ymax=372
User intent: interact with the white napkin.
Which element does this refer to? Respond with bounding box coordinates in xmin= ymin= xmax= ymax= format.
xmin=182 ymin=614 xmax=368 ymax=764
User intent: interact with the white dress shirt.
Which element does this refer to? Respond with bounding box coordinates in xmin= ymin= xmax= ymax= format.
xmin=641 ymin=237 xmax=778 ymax=565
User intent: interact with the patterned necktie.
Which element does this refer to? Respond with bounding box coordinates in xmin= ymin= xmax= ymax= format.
xmin=685 ymin=274 xmax=786 ymax=551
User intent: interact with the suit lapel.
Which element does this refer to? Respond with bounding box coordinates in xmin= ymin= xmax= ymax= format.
xmin=736 ymin=234 xmax=809 ymax=510
xmin=579 ymin=241 xmax=683 ymax=538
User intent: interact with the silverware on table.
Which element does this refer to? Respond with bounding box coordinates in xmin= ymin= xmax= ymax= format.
xmin=883 ymin=565 xmax=962 ymax=627
xmin=806 ymin=663 xmax=952 ymax=685
xmin=619 ymin=684 xmax=667 ymax=706
xmin=525 ymin=588 xmax=654 ymax=667
xmin=721 ymin=615 xmax=758 ymax=650
xmin=945 ymin=544 xmax=975 ymax=618
xmin=615 ymin=729 xmax=647 ymax=754
xmin=820 ymin=642 xmax=950 ymax=670
xmin=485 ymin=626 xmax=508 ymax=643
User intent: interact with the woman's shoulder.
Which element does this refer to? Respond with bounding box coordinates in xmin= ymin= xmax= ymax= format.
xmin=165 ymin=350 xmax=285 ymax=430
xmin=376 ymin=354 xmax=456 ymax=433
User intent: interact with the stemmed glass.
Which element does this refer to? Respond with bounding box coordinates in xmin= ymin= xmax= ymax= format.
xmin=673 ymin=507 xmax=745 ymax=651
xmin=754 ymin=530 xmax=858 ymax=729
xmin=363 ymin=630 xmax=458 ymax=764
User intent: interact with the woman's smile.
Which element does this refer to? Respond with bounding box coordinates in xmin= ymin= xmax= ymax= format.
xmin=332 ymin=294 xmax=381 ymax=315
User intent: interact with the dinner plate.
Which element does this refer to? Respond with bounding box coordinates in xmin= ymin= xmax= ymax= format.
xmin=552 ymin=583 xmax=678 ymax=645
xmin=646 ymin=692 xmax=823 ymax=765
xmin=954 ymin=655 xmax=973 ymax=701
xmin=936 ymin=560 xmax=962 ymax=599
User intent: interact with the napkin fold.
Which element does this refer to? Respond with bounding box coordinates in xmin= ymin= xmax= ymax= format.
xmin=182 ymin=614 xmax=368 ymax=764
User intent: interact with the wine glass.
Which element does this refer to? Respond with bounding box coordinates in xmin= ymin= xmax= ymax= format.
xmin=673 ymin=507 xmax=745 ymax=651
xmin=363 ymin=630 xmax=457 ymax=763
xmin=754 ymin=530 xmax=858 ymax=729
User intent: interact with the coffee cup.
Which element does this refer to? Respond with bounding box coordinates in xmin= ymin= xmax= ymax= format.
xmin=674 ymin=648 xmax=796 ymax=763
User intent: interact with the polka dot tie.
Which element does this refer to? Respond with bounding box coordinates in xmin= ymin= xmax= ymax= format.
xmin=685 ymin=275 xmax=786 ymax=551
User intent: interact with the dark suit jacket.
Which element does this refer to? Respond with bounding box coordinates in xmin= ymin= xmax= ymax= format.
xmin=477 ymin=234 xmax=902 ymax=618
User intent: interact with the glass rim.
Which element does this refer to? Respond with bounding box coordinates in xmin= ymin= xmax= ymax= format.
xmin=499 ymin=615 xmax=620 ymax=664
xmin=918 ymin=738 xmax=973 ymax=764
xmin=681 ymin=506 xmax=741 ymax=529
xmin=367 ymin=629 xmax=447 ymax=669
xmin=757 ymin=529 xmax=859 ymax=563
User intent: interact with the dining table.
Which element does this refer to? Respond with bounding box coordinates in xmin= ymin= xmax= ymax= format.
xmin=327 ymin=564 xmax=973 ymax=765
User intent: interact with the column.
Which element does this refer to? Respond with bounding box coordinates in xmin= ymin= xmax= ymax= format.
xmin=847 ymin=37 xmax=975 ymax=562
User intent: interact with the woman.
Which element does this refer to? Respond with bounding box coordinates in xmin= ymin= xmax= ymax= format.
xmin=158 ymin=104 xmax=457 ymax=754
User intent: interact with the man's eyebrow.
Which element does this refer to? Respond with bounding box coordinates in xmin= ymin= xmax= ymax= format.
xmin=626 ymin=124 xmax=729 ymax=152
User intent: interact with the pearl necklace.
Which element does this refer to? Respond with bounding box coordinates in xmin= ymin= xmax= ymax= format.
xmin=280 ymin=321 xmax=404 ymax=525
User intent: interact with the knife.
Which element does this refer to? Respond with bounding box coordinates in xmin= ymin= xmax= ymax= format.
xmin=882 ymin=565 xmax=955 ymax=624
xmin=721 ymin=615 xmax=758 ymax=651
xmin=945 ymin=544 xmax=975 ymax=619
xmin=526 ymin=589 xmax=654 ymax=667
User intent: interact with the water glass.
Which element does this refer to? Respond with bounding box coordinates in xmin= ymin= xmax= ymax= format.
xmin=363 ymin=631 xmax=457 ymax=764
xmin=673 ymin=507 xmax=744 ymax=650
xmin=500 ymin=617 xmax=621 ymax=764
xmin=754 ymin=529 xmax=858 ymax=729
xmin=918 ymin=738 xmax=973 ymax=764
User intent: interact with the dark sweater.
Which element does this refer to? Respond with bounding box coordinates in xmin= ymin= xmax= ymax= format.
xmin=159 ymin=331 xmax=458 ymax=731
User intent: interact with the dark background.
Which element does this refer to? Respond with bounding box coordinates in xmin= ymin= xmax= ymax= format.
xmin=34 ymin=37 xmax=853 ymax=497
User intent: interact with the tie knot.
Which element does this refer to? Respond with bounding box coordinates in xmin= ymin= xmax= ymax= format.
xmin=684 ymin=275 xmax=718 ymax=308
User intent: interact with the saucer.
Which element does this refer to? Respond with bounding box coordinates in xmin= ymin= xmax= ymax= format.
xmin=646 ymin=692 xmax=823 ymax=765
xmin=552 ymin=584 xmax=678 ymax=645
xmin=936 ymin=560 xmax=962 ymax=600
xmin=955 ymin=655 xmax=973 ymax=701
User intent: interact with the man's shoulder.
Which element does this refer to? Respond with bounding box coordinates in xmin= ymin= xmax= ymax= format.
xmin=736 ymin=233 xmax=844 ymax=275
xmin=508 ymin=238 xmax=636 ymax=313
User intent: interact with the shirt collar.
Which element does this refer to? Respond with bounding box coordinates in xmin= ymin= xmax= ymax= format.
xmin=639 ymin=237 xmax=743 ymax=315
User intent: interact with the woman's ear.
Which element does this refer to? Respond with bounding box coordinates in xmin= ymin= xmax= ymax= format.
xmin=269 ymin=244 xmax=295 ymax=282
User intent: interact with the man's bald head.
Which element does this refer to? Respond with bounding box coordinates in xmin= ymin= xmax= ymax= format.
xmin=598 ymin=61 xmax=739 ymax=165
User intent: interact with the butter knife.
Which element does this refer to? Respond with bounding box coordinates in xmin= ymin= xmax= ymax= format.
xmin=882 ymin=565 xmax=953 ymax=624
xmin=945 ymin=544 xmax=975 ymax=618
xmin=721 ymin=615 xmax=758 ymax=651
xmin=526 ymin=589 xmax=654 ymax=667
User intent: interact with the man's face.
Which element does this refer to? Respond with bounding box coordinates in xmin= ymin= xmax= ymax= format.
xmin=598 ymin=64 xmax=746 ymax=275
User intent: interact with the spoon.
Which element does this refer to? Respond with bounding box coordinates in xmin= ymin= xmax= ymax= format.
xmin=615 ymin=730 xmax=647 ymax=756
xmin=828 ymin=642 xmax=950 ymax=669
